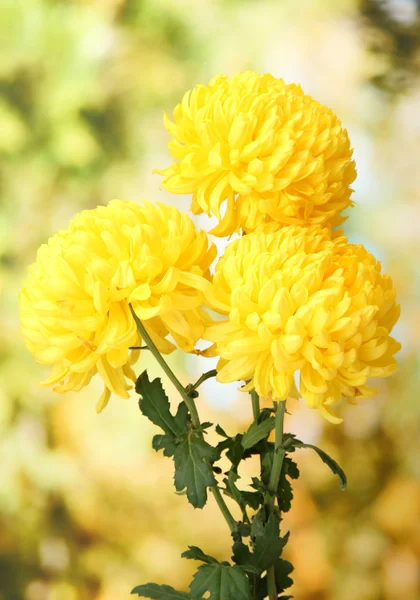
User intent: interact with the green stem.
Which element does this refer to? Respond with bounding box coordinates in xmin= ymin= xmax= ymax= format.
xmin=267 ymin=400 xmax=287 ymax=600
xmin=129 ymin=305 xmax=201 ymax=428
xmin=267 ymin=566 xmax=277 ymax=600
xmin=190 ymin=369 xmax=218 ymax=392
xmin=250 ymin=389 xmax=260 ymax=421
xmin=129 ymin=305 xmax=237 ymax=534
xmin=268 ymin=401 xmax=286 ymax=498
xmin=211 ymin=486 xmax=238 ymax=533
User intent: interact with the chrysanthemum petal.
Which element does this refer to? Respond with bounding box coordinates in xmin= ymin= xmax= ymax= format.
xmin=96 ymin=387 xmax=112 ymax=413
xmin=205 ymin=226 xmax=400 ymax=423
xmin=20 ymin=200 xmax=216 ymax=410
xmin=159 ymin=71 xmax=356 ymax=236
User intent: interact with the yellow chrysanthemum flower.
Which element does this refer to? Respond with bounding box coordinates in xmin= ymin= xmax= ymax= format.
xmin=157 ymin=71 xmax=356 ymax=237
xmin=19 ymin=200 xmax=216 ymax=412
xmin=203 ymin=227 xmax=400 ymax=423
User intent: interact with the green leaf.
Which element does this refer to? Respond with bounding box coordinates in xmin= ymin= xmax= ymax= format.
xmin=136 ymin=372 xmax=189 ymax=437
xmin=260 ymin=446 xmax=274 ymax=485
xmin=190 ymin=563 xmax=252 ymax=600
xmin=237 ymin=523 xmax=251 ymax=538
xmin=215 ymin=427 xmax=259 ymax=472
xmin=273 ymin=558 xmax=294 ymax=592
xmin=226 ymin=437 xmax=245 ymax=469
xmin=152 ymin=434 xmax=177 ymax=457
xmin=293 ymin=442 xmax=347 ymax=490
xmin=216 ymin=432 xmax=245 ymax=467
xmin=259 ymin=407 xmax=276 ymax=419
xmin=253 ymin=515 xmax=286 ymax=571
xmin=241 ymin=490 xmax=264 ymax=510
xmin=223 ymin=470 xmax=264 ymax=519
xmin=285 ymin=457 xmax=299 ymax=480
xmin=215 ymin=424 xmax=228 ymax=437
xmin=277 ymin=457 xmax=299 ymax=513
xmin=201 ymin=421 xmax=213 ymax=430
xmin=282 ymin=433 xmax=298 ymax=450
xmin=231 ymin=542 xmax=260 ymax=575
xmin=181 ymin=546 xmax=218 ymax=564
xmin=174 ymin=431 xmax=218 ymax=508
xmin=232 ymin=541 xmax=251 ymax=565
xmin=241 ymin=417 xmax=276 ymax=450
xmin=131 ymin=583 xmax=190 ymax=599
xmin=250 ymin=508 xmax=266 ymax=539
xmin=224 ymin=470 xmax=244 ymax=512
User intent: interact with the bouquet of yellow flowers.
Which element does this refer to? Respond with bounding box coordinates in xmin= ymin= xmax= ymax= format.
xmin=19 ymin=71 xmax=400 ymax=600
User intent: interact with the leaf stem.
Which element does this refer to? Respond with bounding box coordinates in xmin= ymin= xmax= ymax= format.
xmin=211 ymin=487 xmax=238 ymax=533
xmin=130 ymin=305 xmax=237 ymax=535
xmin=129 ymin=305 xmax=201 ymax=428
xmin=190 ymin=369 xmax=218 ymax=392
xmin=267 ymin=566 xmax=277 ymax=600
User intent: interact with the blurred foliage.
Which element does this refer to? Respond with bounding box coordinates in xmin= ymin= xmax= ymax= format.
xmin=1 ymin=0 xmax=419 ymax=599
xmin=360 ymin=0 xmax=420 ymax=95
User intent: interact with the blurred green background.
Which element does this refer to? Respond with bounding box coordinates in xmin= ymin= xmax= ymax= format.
xmin=1 ymin=0 xmax=419 ymax=599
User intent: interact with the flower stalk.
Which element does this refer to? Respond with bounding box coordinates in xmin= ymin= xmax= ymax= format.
xmin=268 ymin=401 xmax=287 ymax=505
xmin=129 ymin=305 xmax=201 ymax=427
xmin=130 ymin=305 xmax=237 ymax=535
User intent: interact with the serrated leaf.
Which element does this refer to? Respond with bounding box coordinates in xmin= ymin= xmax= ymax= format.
xmin=250 ymin=508 xmax=266 ymax=539
xmin=293 ymin=442 xmax=347 ymax=490
xmin=181 ymin=546 xmax=218 ymax=564
xmin=259 ymin=407 xmax=276 ymax=420
xmin=226 ymin=437 xmax=245 ymax=469
xmin=190 ymin=563 xmax=252 ymax=600
xmin=278 ymin=477 xmax=293 ymax=513
xmin=273 ymin=558 xmax=294 ymax=592
xmin=242 ymin=417 xmax=275 ymax=450
xmin=174 ymin=432 xmax=218 ymax=508
xmin=282 ymin=433 xmax=298 ymax=450
xmin=260 ymin=446 xmax=274 ymax=485
xmin=232 ymin=541 xmax=251 ymax=565
xmin=216 ymin=434 xmax=236 ymax=455
xmin=215 ymin=424 xmax=228 ymax=437
xmin=231 ymin=542 xmax=260 ymax=575
xmin=224 ymin=471 xmax=263 ymax=519
xmin=152 ymin=434 xmax=177 ymax=457
xmin=285 ymin=457 xmax=299 ymax=481
xmin=253 ymin=514 xmax=286 ymax=571
xmin=215 ymin=428 xmax=252 ymax=471
xmin=277 ymin=457 xmax=299 ymax=513
xmin=224 ymin=470 xmax=244 ymax=510
xmin=136 ymin=372 xmax=189 ymax=437
xmin=131 ymin=583 xmax=190 ymax=599
xmin=241 ymin=490 xmax=264 ymax=510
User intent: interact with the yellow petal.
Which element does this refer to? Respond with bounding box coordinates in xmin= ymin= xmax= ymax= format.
xmin=97 ymin=357 xmax=130 ymax=398
xmin=96 ymin=387 xmax=111 ymax=413
xmin=318 ymin=404 xmax=343 ymax=424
